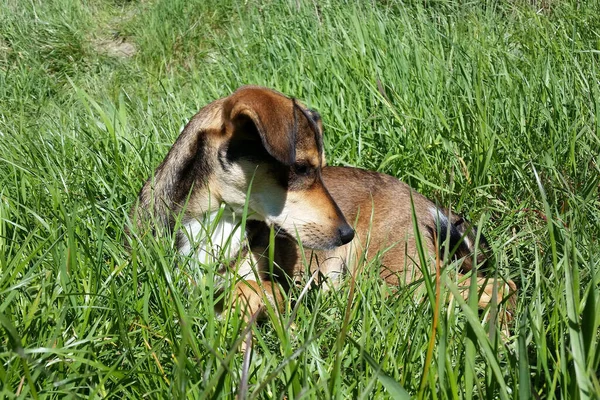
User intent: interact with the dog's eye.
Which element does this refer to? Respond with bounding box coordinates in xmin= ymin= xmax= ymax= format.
xmin=293 ymin=163 xmax=311 ymax=176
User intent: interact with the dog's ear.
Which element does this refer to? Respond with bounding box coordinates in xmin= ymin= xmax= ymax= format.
xmin=224 ymin=89 xmax=296 ymax=165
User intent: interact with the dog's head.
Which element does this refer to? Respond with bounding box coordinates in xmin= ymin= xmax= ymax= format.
xmin=135 ymin=86 xmax=353 ymax=249
xmin=210 ymin=86 xmax=353 ymax=249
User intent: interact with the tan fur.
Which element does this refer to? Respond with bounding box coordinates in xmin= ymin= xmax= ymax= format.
xmin=130 ymin=86 xmax=517 ymax=339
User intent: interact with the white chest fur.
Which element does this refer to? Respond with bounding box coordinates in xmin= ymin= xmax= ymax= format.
xmin=178 ymin=207 xmax=245 ymax=267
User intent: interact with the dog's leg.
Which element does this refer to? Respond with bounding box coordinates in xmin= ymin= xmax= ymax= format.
xmin=231 ymin=279 xmax=286 ymax=353
xmin=231 ymin=224 xmax=299 ymax=318
xmin=458 ymin=276 xmax=517 ymax=309
xmin=226 ymin=249 xmax=287 ymax=320
xmin=457 ymin=275 xmax=518 ymax=334
xmin=222 ymin=233 xmax=296 ymax=351
xmin=232 ymin=279 xmax=285 ymax=319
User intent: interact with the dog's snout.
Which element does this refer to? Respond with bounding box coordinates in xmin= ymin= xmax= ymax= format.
xmin=338 ymin=224 xmax=355 ymax=245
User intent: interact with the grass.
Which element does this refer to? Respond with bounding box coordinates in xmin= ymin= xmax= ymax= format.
xmin=1 ymin=0 xmax=599 ymax=398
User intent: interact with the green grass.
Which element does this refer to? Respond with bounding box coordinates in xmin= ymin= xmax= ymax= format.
xmin=1 ymin=0 xmax=599 ymax=398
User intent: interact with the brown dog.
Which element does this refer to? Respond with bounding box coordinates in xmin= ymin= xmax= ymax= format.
xmin=130 ymin=86 xmax=516 ymax=328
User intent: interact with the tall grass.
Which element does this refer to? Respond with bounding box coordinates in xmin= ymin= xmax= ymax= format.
xmin=1 ymin=0 xmax=599 ymax=398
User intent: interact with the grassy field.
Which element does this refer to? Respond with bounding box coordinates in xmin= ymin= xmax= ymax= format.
xmin=1 ymin=0 xmax=599 ymax=398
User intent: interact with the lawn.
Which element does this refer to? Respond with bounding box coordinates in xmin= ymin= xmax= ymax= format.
xmin=0 ymin=0 xmax=599 ymax=398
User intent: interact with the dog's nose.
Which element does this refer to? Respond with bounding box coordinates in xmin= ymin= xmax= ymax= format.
xmin=338 ymin=224 xmax=355 ymax=245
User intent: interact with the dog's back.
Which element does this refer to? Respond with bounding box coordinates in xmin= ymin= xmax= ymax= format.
xmin=299 ymin=166 xmax=487 ymax=284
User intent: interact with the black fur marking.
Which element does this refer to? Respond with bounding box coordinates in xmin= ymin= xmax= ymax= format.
xmin=307 ymin=108 xmax=322 ymax=122
xmin=427 ymin=213 xmax=471 ymax=261
xmin=169 ymin=135 xmax=211 ymax=210
xmin=291 ymin=98 xmax=299 ymax=160
xmin=427 ymin=212 xmax=492 ymax=274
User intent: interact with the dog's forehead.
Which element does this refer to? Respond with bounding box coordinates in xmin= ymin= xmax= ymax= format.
xmin=295 ymin=140 xmax=321 ymax=165
xmin=295 ymin=117 xmax=324 ymax=166
xmin=292 ymin=103 xmax=325 ymax=166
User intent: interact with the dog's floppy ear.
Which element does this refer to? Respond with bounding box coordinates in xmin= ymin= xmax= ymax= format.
xmin=224 ymin=88 xmax=296 ymax=165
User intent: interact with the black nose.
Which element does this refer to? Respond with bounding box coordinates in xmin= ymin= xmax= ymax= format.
xmin=338 ymin=224 xmax=355 ymax=245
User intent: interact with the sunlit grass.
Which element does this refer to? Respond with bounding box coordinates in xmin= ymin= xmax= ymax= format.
xmin=1 ymin=0 xmax=599 ymax=398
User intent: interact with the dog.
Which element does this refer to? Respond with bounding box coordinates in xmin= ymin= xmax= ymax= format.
xmin=130 ymin=85 xmax=517 ymax=330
